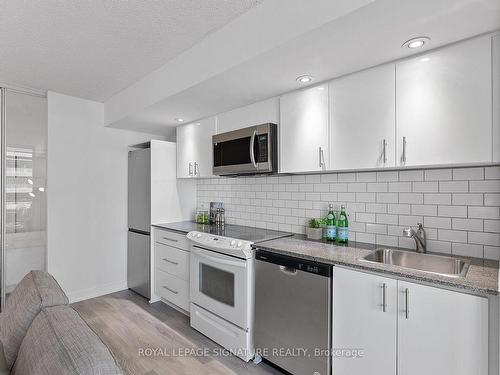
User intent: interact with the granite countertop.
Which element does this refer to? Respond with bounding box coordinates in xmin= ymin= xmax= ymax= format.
xmin=152 ymin=221 xmax=293 ymax=243
xmin=254 ymin=235 xmax=499 ymax=296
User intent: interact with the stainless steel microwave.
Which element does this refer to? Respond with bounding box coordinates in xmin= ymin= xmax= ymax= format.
xmin=212 ymin=123 xmax=278 ymax=176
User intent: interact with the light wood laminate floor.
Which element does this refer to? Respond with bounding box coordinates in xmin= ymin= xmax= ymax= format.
xmin=72 ymin=290 xmax=282 ymax=375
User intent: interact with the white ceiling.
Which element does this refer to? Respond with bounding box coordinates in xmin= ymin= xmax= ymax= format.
xmin=106 ymin=0 xmax=500 ymax=135
xmin=0 ymin=0 xmax=263 ymax=101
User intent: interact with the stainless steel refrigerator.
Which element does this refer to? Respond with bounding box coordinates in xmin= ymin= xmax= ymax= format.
xmin=127 ymin=148 xmax=151 ymax=298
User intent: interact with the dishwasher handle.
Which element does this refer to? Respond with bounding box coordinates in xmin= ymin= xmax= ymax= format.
xmin=279 ymin=266 xmax=298 ymax=276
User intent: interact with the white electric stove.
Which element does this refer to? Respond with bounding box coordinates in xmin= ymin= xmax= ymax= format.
xmin=187 ymin=231 xmax=255 ymax=362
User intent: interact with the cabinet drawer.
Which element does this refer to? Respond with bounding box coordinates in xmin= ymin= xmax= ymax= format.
xmin=154 ymin=229 xmax=189 ymax=250
xmin=155 ymin=243 xmax=189 ymax=281
xmin=155 ymin=269 xmax=189 ymax=311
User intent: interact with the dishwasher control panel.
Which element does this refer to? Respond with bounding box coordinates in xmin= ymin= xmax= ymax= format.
xmin=255 ymin=249 xmax=331 ymax=277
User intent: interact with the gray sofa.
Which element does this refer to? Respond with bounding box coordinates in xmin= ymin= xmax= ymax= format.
xmin=0 ymin=271 xmax=123 ymax=375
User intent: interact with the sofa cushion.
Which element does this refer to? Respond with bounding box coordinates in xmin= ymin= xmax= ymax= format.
xmin=12 ymin=305 xmax=123 ymax=375
xmin=0 ymin=270 xmax=69 ymax=369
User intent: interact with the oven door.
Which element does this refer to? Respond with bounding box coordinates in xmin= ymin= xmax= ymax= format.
xmin=212 ymin=124 xmax=274 ymax=175
xmin=190 ymin=246 xmax=248 ymax=329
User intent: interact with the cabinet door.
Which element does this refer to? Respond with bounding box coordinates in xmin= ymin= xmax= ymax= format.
xmin=176 ymin=117 xmax=216 ymax=178
xmin=396 ymin=36 xmax=492 ymax=166
xmin=333 ymin=267 xmax=397 ymax=375
xmin=398 ymin=281 xmax=488 ymax=375
xmin=217 ymin=98 xmax=279 ymax=134
xmin=192 ymin=117 xmax=217 ymax=178
xmin=493 ymin=34 xmax=500 ymax=162
xmin=330 ymin=64 xmax=395 ymax=169
xmin=280 ymin=84 xmax=329 ymax=173
xmin=176 ymin=123 xmax=195 ymax=178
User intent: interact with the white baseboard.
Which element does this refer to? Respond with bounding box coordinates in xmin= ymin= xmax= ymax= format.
xmin=67 ymin=280 xmax=128 ymax=303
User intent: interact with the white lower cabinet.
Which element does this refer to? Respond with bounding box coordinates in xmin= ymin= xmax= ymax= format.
xmin=153 ymin=228 xmax=190 ymax=312
xmin=333 ymin=267 xmax=488 ymax=375
xmin=398 ymin=281 xmax=488 ymax=375
xmin=333 ymin=267 xmax=397 ymax=375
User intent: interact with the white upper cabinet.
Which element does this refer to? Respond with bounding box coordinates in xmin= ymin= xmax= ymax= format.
xmin=280 ymin=84 xmax=329 ymax=173
xmin=217 ymin=97 xmax=279 ymax=134
xmin=330 ymin=64 xmax=396 ymax=170
xmin=493 ymin=34 xmax=500 ymax=162
xmin=396 ymin=36 xmax=492 ymax=166
xmin=398 ymin=281 xmax=488 ymax=375
xmin=176 ymin=117 xmax=217 ymax=178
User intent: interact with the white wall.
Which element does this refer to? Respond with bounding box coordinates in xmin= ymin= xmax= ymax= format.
xmin=47 ymin=91 xmax=163 ymax=302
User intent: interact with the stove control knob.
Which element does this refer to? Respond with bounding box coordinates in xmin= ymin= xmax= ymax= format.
xmin=230 ymin=240 xmax=236 ymax=246
xmin=237 ymin=242 xmax=242 ymax=247
xmin=196 ymin=233 xmax=202 ymax=238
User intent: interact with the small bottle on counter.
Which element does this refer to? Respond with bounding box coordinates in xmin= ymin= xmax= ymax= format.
xmin=337 ymin=205 xmax=349 ymax=243
xmin=325 ymin=204 xmax=337 ymax=241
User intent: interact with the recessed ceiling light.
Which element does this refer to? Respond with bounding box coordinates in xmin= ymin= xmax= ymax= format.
xmin=420 ymin=57 xmax=430 ymax=62
xmin=402 ymin=36 xmax=430 ymax=49
xmin=296 ymin=75 xmax=313 ymax=84
xmin=317 ymin=86 xmax=325 ymax=90
xmin=28 ymin=192 xmax=35 ymax=198
xmin=175 ymin=118 xmax=184 ymax=123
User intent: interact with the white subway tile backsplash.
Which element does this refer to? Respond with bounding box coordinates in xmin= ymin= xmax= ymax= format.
xmin=485 ymin=194 xmax=500 ymax=206
xmin=413 ymin=181 xmax=439 ymax=192
xmin=424 ymin=193 xmax=452 ymax=205
xmin=484 ymin=246 xmax=500 ymax=260
xmin=367 ymin=183 xmax=388 ymax=192
xmin=424 ymin=216 xmax=451 ymax=229
xmin=412 ymin=205 xmax=437 ymax=216
xmin=468 ymin=206 xmax=500 ymax=219
xmin=198 ymin=166 xmax=499 ymax=259
xmin=377 ymin=193 xmax=399 ymax=203
xmin=388 ymin=204 xmax=411 ymax=215
xmin=484 ymin=220 xmax=500 ymax=233
xmin=425 ymin=169 xmax=452 ymax=181
xmin=438 ymin=229 xmax=467 ymax=243
xmin=452 ymin=243 xmax=483 ymax=258
xmin=377 ymin=171 xmax=399 ymax=182
xmin=468 ymin=232 xmax=500 ymax=246
xmin=452 ymin=193 xmax=483 ymax=206
xmin=452 ymin=218 xmax=483 ymax=232
xmin=470 ymin=180 xmax=500 ymax=193
xmin=485 ymin=166 xmax=500 ymax=180
xmin=399 ymin=193 xmax=424 ymax=204
xmin=399 ymin=170 xmax=424 ymax=182
xmin=439 ymin=181 xmax=469 ymax=193
xmin=438 ymin=205 xmax=468 ymax=218
xmin=453 ymin=167 xmax=484 ymax=180
xmin=356 ymin=172 xmax=377 ymax=182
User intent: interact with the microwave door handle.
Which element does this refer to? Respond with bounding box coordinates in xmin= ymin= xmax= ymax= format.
xmin=250 ymin=130 xmax=257 ymax=169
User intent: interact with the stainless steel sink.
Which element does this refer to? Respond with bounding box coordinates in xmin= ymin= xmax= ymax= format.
xmin=361 ymin=249 xmax=470 ymax=278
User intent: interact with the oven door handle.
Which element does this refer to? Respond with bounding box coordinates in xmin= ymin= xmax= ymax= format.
xmin=250 ymin=130 xmax=257 ymax=169
xmin=192 ymin=246 xmax=247 ymax=268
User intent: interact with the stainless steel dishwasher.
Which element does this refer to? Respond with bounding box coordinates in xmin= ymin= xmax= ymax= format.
xmin=254 ymin=249 xmax=332 ymax=375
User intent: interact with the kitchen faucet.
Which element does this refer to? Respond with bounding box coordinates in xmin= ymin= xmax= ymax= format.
xmin=403 ymin=223 xmax=426 ymax=253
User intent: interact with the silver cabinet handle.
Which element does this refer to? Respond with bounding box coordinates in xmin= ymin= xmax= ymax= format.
xmin=404 ymin=288 xmax=410 ymax=319
xmin=162 ymin=258 xmax=178 ymax=265
xmin=194 ymin=162 xmax=199 ymax=176
xmin=382 ymin=283 xmax=387 ymax=312
xmin=250 ymin=130 xmax=257 ymax=169
xmin=319 ymin=147 xmax=325 ymax=169
xmin=162 ymin=237 xmax=178 ymax=242
xmin=383 ymin=139 xmax=387 ymax=164
xmin=188 ymin=162 xmax=193 ymax=176
xmin=163 ymin=286 xmax=178 ymax=295
xmin=402 ymin=137 xmax=407 ymax=164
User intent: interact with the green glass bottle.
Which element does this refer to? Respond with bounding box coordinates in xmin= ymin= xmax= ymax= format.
xmin=337 ymin=204 xmax=349 ymax=243
xmin=325 ymin=204 xmax=336 ymax=241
